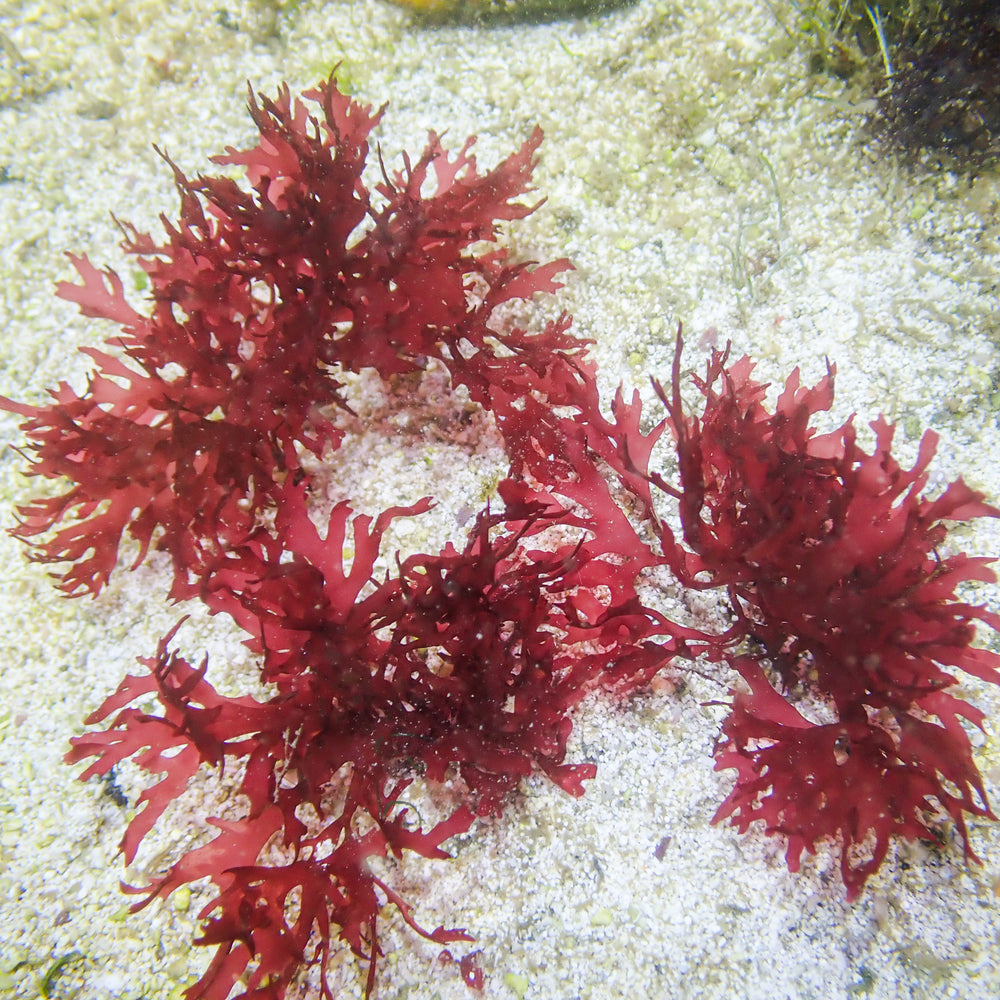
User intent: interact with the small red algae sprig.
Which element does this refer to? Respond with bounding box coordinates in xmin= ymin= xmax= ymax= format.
xmin=649 ymin=332 xmax=1000 ymax=897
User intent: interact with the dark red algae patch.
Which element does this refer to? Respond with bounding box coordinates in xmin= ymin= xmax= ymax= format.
xmin=2 ymin=73 xmax=998 ymax=998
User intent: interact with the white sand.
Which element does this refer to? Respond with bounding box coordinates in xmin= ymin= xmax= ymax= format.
xmin=1 ymin=1 xmax=998 ymax=998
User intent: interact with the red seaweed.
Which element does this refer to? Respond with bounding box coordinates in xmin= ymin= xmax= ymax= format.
xmin=651 ymin=332 xmax=1000 ymax=897
xmin=2 ymin=75 xmax=998 ymax=999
